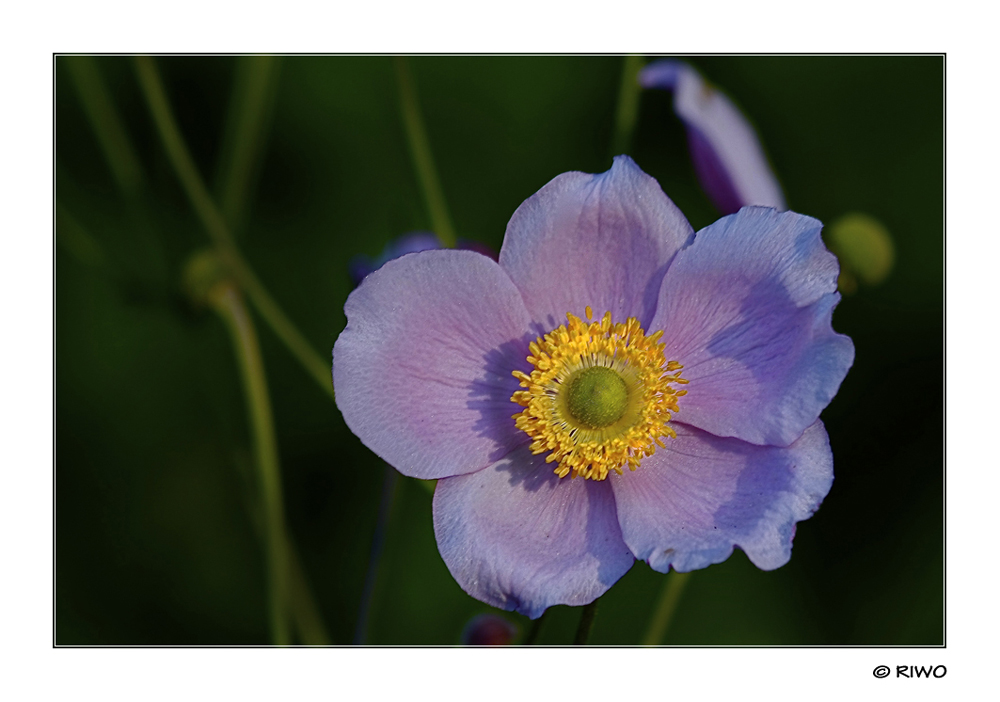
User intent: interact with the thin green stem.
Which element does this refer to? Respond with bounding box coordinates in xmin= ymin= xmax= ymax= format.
xmin=353 ymin=464 xmax=399 ymax=644
xmin=287 ymin=539 xmax=332 ymax=645
xmin=63 ymin=59 xmax=168 ymax=284
xmin=642 ymin=571 xmax=691 ymax=645
xmin=573 ymin=598 xmax=601 ymax=645
xmin=209 ymin=283 xmax=291 ymax=646
xmin=64 ymin=56 xmax=145 ymax=196
xmin=56 ymin=202 xmax=106 ymax=268
xmin=393 ymin=57 xmax=457 ymax=248
xmin=523 ymin=609 xmax=548 ymax=645
xmin=610 ymin=55 xmax=646 ymax=159
xmin=80 ymin=55 xmax=328 ymax=646
xmin=215 ymin=55 xmax=282 ymax=236
xmin=133 ymin=55 xmax=334 ymax=401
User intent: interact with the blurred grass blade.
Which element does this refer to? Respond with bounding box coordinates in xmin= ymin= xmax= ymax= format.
xmin=288 ymin=540 xmax=332 ymax=645
xmin=56 ymin=202 xmax=105 ymax=268
xmin=228 ymin=425 xmax=330 ymax=645
xmin=64 ymin=56 xmax=145 ymax=196
xmin=573 ymin=597 xmax=600 ymax=645
xmin=353 ymin=464 xmax=399 ymax=644
xmin=610 ymin=55 xmax=645 ymax=158
xmin=393 ymin=57 xmax=456 ymax=248
xmin=62 ymin=58 xmax=167 ymax=284
xmin=214 ymin=56 xmax=282 ymax=236
xmin=522 ymin=609 xmax=548 ymax=645
xmin=209 ymin=282 xmax=292 ymax=646
xmin=133 ymin=55 xmax=335 ymax=400
xmin=642 ymin=571 xmax=691 ymax=645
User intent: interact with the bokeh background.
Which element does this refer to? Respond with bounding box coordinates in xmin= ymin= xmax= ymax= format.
xmin=55 ymin=55 xmax=943 ymax=645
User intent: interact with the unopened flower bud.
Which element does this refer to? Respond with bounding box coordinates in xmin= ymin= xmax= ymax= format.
xmin=182 ymin=248 xmax=232 ymax=307
xmin=825 ymin=212 xmax=895 ymax=294
xmin=460 ymin=613 xmax=519 ymax=645
xmin=350 ymin=232 xmax=498 ymax=288
xmin=639 ymin=60 xmax=785 ymax=215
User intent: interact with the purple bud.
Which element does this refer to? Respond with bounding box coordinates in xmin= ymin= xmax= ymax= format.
xmin=460 ymin=613 xmax=519 ymax=645
xmin=349 ymin=231 xmax=442 ymax=287
xmin=639 ymin=59 xmax=785 ymax=215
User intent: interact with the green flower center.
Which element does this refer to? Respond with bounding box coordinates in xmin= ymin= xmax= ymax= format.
xmin=564 ymin=366 xmax=629 ymax=428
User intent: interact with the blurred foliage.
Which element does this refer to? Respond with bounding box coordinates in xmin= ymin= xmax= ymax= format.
xmin=56 ymin=55 xmax=943 ymax=645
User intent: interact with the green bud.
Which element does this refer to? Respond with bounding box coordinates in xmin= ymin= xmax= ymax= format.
xmin=826 ymin=212 xmax=895 ymax=293
xmin=182 ymin=248 xmax=231 ymax=306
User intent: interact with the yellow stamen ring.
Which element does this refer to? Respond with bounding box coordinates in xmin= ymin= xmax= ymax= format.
xmin=511 ymin=306 xmax=688 ymax=481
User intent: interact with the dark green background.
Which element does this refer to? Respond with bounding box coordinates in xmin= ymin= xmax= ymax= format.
xmin=55 ymin=56 xmax=944 ymax=645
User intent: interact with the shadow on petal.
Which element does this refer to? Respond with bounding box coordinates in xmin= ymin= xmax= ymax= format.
xmin=465 ymin=333 xmax=537 ymax=466
xmin=609 ymin=422 xmax=832 ymax=574
xmin=433 ymin=445 xmax=634 ymax=618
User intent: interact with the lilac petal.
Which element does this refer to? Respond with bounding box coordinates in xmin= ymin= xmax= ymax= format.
xmin=639 ymin=59 xmax=786 ymax=215
xmin=433 ymin=444 xmax=635 ymax=619
xmin=333 ymin=250 xmax=535 ymax=480
xmin=499 ymin=155 xmax=694 ymax=331
xmin=686 ymin=126 xmax=745 ymax=216
xmin=652 ymin=207 xmax=854 ymax=447
xmin=610 ymin=421 xmax=833 ymax=572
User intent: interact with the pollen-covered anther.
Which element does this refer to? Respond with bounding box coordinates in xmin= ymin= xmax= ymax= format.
xmin=510 ymin=306 xmax=687 ymax=481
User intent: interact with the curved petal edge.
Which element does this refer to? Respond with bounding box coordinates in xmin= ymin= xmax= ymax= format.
xmin=499 ymin=155 xmax=694 ymax=331
xmin=654 ymin=207 xmax=854 ymax=447
xmin=433 ymin=445 xmax=635 ymax=619
xmin=610 ymin=421 xmax=834 ymax=573
xmin=333 ymin=250 xmax=534 ymax=480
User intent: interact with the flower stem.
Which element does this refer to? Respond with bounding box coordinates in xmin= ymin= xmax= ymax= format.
xmin=352 ymin=463 xmax=399 ymax=644
xmin=208 ymin=282 xmax=291 ymax=645
xmin=64 ymin=56 xmax=145 ymax=196
xmin=133 ymin=55 xmax=335 ymax=401
xmin=214 ymin=55 xmax=282 ymax=236
xmin=64 ymin=56 xmax=169 ymax=283
xmin=393 ymin=57 xmax=457 ymax=248
xmin=523 ymin=609 xmax=548 ymax=645
xmin=610 ymin=55 xmax=646 ymax=159
xmin=642 ymin=571 xmax=691 ymax=645
xmin=56 ymin=202 xmax=106 ymax=268
xmin=573 ymin=598 xmax=601 ymax=645
xmin=287 ymin=539 xmax=332 ymax=645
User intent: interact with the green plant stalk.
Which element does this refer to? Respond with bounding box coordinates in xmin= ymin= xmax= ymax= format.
xmin=287 ymin=540 xmax=331 ymax=645
xmin=610 ymin=55 xmax=646 ymax=159
xmin=224 ymin=426 xmax=330 ymax=645
xmin=56 ymin=202 xmax=106 ymax=268
xmin=133 ymin=55 xmax=335 ymax=401
xmin=393 ymin=57 xmax=457 ymax=248
xmin=642 ymin=571 xmax=691 ymax=645
xmin=209 ymin=282 xmax=291 ymax=645
xmin=215 ymin=55 xmax=282 ymax=235
xmin=523 ymin=609 xmax=548 ymax=645
xmin=353 ymin=464 xmax=399 ymax=644
xmin=65 ymin=56 xmax=145 ymax=196
xmin=63 ymin=58 xmax=170 ymax=285
xmin=79 ymin=55 xmax=328 ymax=645
xmin=573 ymin=598 xmax=601 ymax=645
